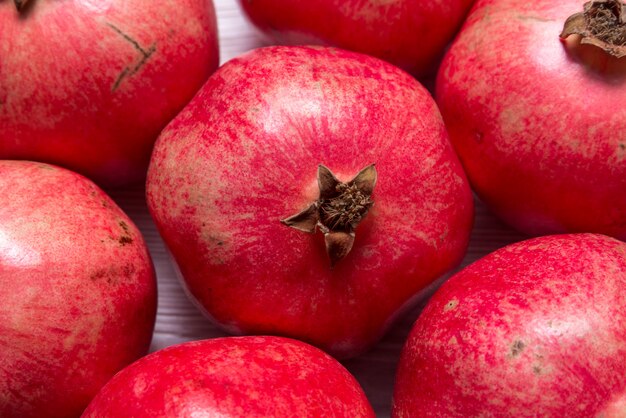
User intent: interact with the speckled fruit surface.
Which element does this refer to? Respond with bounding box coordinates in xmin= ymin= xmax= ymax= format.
xmin=238 ymin=0 xmax=473 ymax=77
xmin=0 ymin=161 xmax=157 ymax=418
xmin=0 ymin=0 xmax=219 ymax=187
xmin=82 ymin=336 xmax=375 ymax=417
xmin=437 ymin=0 xmax=626 ymax=239
xmin=392 ymin=233 xmax=626 ymax=418
xmin=146 ymin=45 xmax=474 ymax=358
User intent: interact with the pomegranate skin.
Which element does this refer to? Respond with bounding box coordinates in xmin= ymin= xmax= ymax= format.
xmin=146 ymin=46 xmax=473 ymax=358
xmin=436 ymin=0 xmax=626 ymax=240
xmin=0 ymin=161 xmax=157 ymax=418
xmin=392 ymin=234 xmax=626 ymax=418
xmin=0 ymin=0 xmax=219 ymax=187
xmin=82 ymin=336 xmax=375 ymax=417
xmin=238 ymin=0 xmax=474 ymax=77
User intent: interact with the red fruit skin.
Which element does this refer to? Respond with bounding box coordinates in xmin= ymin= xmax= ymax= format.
xmin=392 ymin=234 xmax=626 ymax=418
xmin=238 ymin=0 xmax=474 ymax=77
xmin=0 ymin=161 xmax=157 ymax=418
xmin=0 ymin=0 xmax=219 ymax=187
xmin=436 ymin=0 xmax=626 ymax=240
xmin=146 ymin=45 xmax=473 ymax=358
xmin=82 ymin=336 xmax=375 ymax=417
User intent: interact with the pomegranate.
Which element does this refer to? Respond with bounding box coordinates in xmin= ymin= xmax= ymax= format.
xmin=237 ymin=0 xmax=474 ymax=77
xmin=0 ymin=0 xmax=219 ymax=187
xmin=82 ymin=336 xmax=375 ymax=417
xmin=0 ymin=161 xmax=157 ymax=418
xmin=146 ymin=45 xmax=473 ymax=358
xmin=392 ymin=233 xmax=626 ymax=417
xmin=437 ymin=0 xmax=626 ymax=239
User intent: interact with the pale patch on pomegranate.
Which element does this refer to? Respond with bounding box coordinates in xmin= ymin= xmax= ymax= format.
xmin=132 ymin=374 xmax=149 ymax=397
xmin=339 ymin=0 xmax=400 ymax=23
xmin=62 ymin=312 xmax=105 ymax=351
xmin=370 ymin=0 xmax=402 ymax=5
xmin=616 ymin=142 xmax=626 ymax=161
xmin=598 ymin=392 xmax=626 ymax=417
xmin=357 ymin=245 xmax=382 ymax=270
xmin=497 ymin=104 xmax=528 ymax=142
xmin=443 ymin=299 xmax=459 ymax=312
xmin=463 ymin=77 xmax=493 ymax=108
xmin=75 ymin=0 xmax=114 ymax=13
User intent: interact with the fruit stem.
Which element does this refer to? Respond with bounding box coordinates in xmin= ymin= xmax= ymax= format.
xmin=560 ymin=0 xmax=626 ymax=58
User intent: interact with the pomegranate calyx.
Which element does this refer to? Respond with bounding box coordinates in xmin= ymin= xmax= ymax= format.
xmin=281 ymin=203 xmax=318 ymax=233
xmin=281 ymin=164 xmax=376 ymax=267
xmin=561 ymin=0 xmax=626 ymax=58
xmin=14 ymin=0 xmax=31 ymax=12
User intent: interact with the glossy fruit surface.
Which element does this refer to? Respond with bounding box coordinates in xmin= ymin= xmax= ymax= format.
xmin=0 ymin=0 xmax=219 ymax=186
xmin=437 ymin=0 xmax=626 ymax=239
xmin=82 ymin=336 xmax=376 ymax=417
xmin=239 ymin=0 xmax=474 ymax=76
xmin=0 ymin=160 xmax=157 ymax=418
xmin=393 ymin=233 xmax=626 ymax=417
xmin=147 ymin=45 xmax=473 ymax=358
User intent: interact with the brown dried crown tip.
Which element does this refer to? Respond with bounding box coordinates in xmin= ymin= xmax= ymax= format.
xmin=14 ymin=0 xmax=31 ymax=12
xmin=560 ymin=0 xmax=626 ymax=58
xmin=281 ymin=164 xmax=377 ymax=268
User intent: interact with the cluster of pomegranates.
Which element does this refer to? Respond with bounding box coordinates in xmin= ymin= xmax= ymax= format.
xmin=1 ymin=0 xmax=625 ymax=416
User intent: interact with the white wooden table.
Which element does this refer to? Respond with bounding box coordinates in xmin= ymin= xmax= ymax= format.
xmin=108 ymin=2 xmax=527 ymax=416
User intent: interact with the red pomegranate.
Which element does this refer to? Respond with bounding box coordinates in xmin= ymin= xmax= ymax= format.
xmin=437 ymin=0 xmax=626 ymax=240
xmin=0 ymin=161 xmax=157 ymax=418
xmin=393 ymin=233 xmax=626 ymax=417
xmin=0 ymin=0 xmax=219 ymax=186
xmin=146 ymin=45 xmax=473 ymax=358
xmin=82 ymin=336 xmax=376 ymax=417
xmin=238 ymin=0 xmax=474 ymax=77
